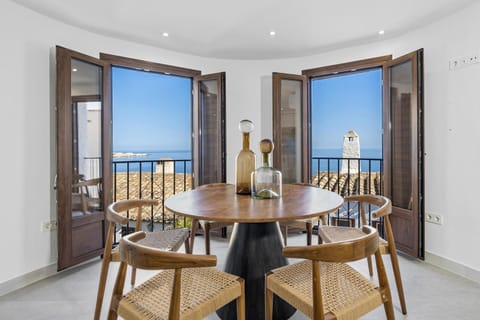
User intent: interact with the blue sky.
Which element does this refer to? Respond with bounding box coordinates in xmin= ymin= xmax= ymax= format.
xmin=311 ymin=68 xmax=382 ymax=152
xmin=112 ymin=67 xmax=191 ymax=152
xmin=112 ymin=66 xmax=382 ymax=155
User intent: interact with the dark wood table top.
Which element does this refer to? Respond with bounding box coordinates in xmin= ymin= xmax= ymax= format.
xmin=165 ymin=183 xmax=343 ymax=223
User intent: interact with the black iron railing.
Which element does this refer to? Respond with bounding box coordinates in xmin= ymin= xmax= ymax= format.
xmin=107 ymin=156 xmax=384 ymax=238
xmin=311 ymin=156 xmax=384 ymax=228
xmin=112 ymin=159 xmax=192 ymax=233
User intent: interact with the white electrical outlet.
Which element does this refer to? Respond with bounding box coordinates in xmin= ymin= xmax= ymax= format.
xmin=49 ymin=220 xmax=58 ymax=231
xmin=450 ymin=53 xmax=480 ymax=70
xmin=425 ymin=213 xmax=443 ymax=225
xmin=41 ymin=220 xmax=58 ymax=232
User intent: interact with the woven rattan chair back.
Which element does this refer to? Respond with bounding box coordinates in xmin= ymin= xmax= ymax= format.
xmin=94 ymin=199 xmax=190 ymax=320
xmin=318 ymin=194 xmax=406 ymax=314
xmin=108 ymin=231 xmax=245 ymax=320
xmin=266 ymin=225 xmax=395 ymax=319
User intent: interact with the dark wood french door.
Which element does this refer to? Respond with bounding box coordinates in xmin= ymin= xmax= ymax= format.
xmin=272 ymin=52 xmax=424 ymax=259
xmin=193 ymin=72 xmax=226 ymax=186
xmin=383 ymin=49 xmax=424 ymax=259
xmin=56 ymin=46 xmax=111 ymax=270
xmin=56 ymin=49 xmax=226 ymax=270
xmin=272 ymin=72 xmax=308 ymax=183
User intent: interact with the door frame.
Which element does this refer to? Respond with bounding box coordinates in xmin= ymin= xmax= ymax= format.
xmin=272 ymin=72 xmax=308 ymax=183
xmin=99 ymin=53 xmax=201 ymax=186
xmin=383 ymin=49 xmax=424 ymax=259
xmin=301 ymin=55 xmax=392 ymax=186
xmin=272 ymin=53 xmax=424 ymax=258
xmin=193 ymin=72 xmax=227 ymax=186
xmin=56 ymin=46 xmax=111 ymax=270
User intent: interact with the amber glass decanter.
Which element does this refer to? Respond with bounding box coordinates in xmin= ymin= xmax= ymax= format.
xmin=235 ymin=120 xmax=256 ymax=194
xmin=251 ymin=139 xmax=282 ymax=199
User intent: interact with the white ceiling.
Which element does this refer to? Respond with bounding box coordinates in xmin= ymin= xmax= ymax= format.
xmin=13 ymin=0 xmax=477 ymax=60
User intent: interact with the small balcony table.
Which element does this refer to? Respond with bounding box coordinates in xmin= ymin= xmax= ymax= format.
xmin=165 ymin=183 xmax=343 ymax=320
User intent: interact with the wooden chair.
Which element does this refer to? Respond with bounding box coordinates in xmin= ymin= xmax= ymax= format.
xmin=318 ymin=194 xmax=407 ymax=315
xmin=108 ymin=230 xmax=245 ymax=320
xmin=266 ymin=225 xmax=395 ymax=320
xmin=279 ymin=183 xmax=327 ymax=246
xmin=72 ymin=177 xmax=103 ymax=214
xmin=94 ymin=199 xmax=191 ymax=320
xmin=190 ymin=183 xmax=233 ymax=254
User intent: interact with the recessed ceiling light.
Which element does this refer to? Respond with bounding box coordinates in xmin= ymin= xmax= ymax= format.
xmin=378 ymin=30 xmax=385 ymax=35
xmin=72 ymin=68 xmax=78 ymax=72
xmin=162 ymin=32 xmax=169 ymax=37
xmin=270 ymin=31 xmax=276 ymax=36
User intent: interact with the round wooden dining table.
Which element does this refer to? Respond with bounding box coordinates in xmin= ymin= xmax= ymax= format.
xmin=165 ymin=183 xmax=343 ymax=320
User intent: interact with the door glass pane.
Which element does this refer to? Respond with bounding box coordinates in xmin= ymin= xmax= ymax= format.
xmin=199 ymin=79 xmax=219 ymax=184
xmin=390 ymin=61 xmax=412 ymax=210
xmin=280 ymin=79 xmax=302 ymax=183
xmin=71 ymin=59 xmax=103 ymax=217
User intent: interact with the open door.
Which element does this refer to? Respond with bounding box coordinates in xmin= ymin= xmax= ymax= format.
xmin=193 ymin=72 xmax=226 ymax=186
xmin=56 ymin=46 xmax=111 ymax=270
xmin=272 ymin=73 xmax=308 ymax=183
xmin=383 ymin=49 xmax=424 ymax=259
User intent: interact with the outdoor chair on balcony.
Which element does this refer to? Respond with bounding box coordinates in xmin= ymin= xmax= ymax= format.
xmin=94 ymin=199 xmax=191 ymax=320
xmin=279 ymin=183 xmax=327 ymax=246
xmin=265 ymin=225 xmax=395 ymax=320
xmin=108 ymin=230 xmax=245 ymax=320
xmin=190 ymin=183 xmax=233 ymax=255
xmin=71 ymin=177 xmax=103 ymax=214
xmin=318 ymin=194 xmax=407 ymax=315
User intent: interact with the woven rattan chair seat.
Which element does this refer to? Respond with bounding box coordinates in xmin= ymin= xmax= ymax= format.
xmin=318 ymin=226 xmax=388 ymax=253
xmin=267 ymin=260 xmax=383 ymax=319
xmin=118 ymin=267 xmax=243 ymax=320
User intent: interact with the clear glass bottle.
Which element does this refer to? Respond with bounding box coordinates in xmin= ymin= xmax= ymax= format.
xmin=235 ymin=120 xmax=256 ymax=194
xmin=251 ymin=139 xmax=282 ymax=199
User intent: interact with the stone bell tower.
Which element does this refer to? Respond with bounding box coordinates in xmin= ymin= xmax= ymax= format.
xmin=341 ymin=130 xmax=360 ymax=174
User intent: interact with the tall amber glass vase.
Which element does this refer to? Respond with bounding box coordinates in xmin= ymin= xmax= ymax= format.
xmin=235 ymin=120 xmax=256 ymax=194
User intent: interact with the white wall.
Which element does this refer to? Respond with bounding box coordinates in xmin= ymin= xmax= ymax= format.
xmin=2 ymin=0 xmax=480 ymax=286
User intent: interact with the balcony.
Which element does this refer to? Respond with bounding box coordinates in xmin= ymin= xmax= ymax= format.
xmin=108 ymin=156 xmax=383 ymax=233
xmin=111 ymin=158 xmax=192 ymax=235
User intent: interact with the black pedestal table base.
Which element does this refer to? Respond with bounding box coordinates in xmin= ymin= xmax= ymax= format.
xmin=216 ymin=222 xmax=296 ymax=320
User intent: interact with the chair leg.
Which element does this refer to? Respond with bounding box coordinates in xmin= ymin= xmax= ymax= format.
xmin=108 ymin=262 xmax=128 ymax=320
xmin=383 ymin=296 xmax=396 ymax=320
xmin=190 ymin=219 xmax=198 ymax=253
xmin=367 ymin=256 xmax=374 ymax=277
xmin=265 ymin=280 xmax=273 ymax=319
xmin=94 ymin=256 xmax=111 ymax=320
xmin=205 ymin=223 xmax=211 ymax=255
xmin=130 ymin=267 xmax=136 ymax=287
xmin=282 ymin=225 xmax=288 ymax=246
xmin=306 ymin=222 xmax=312 ymax=245
xmin=236 ymin=279 xmax=246 ymax=320
xmin=389 ymin=251 xmax=407 ymax=314
xmin=374 ymin=251 xmax=395 ymax=320
xmin=184 ymin=237 xmax=191 ymax=254
xmin=318 ymin=217 xmax=326 ymax=244
xmin=221 ymin=226 xmax=228 ymax=238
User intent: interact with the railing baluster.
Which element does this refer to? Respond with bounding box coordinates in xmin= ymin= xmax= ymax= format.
xmin=150 ymin=162 xmax=154 ymax=231
xmin=139 ymin=162 xmax=142 ymax=199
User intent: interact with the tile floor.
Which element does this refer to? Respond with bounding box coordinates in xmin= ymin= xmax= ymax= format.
xmin=1 ymin=231 xmax=479 ymax=319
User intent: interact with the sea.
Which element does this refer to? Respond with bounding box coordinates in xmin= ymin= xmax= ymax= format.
xmin=112 ymin=148 xmax=382 ymax=174
xmin=113 ymin=150 xmax=191 ymax=173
